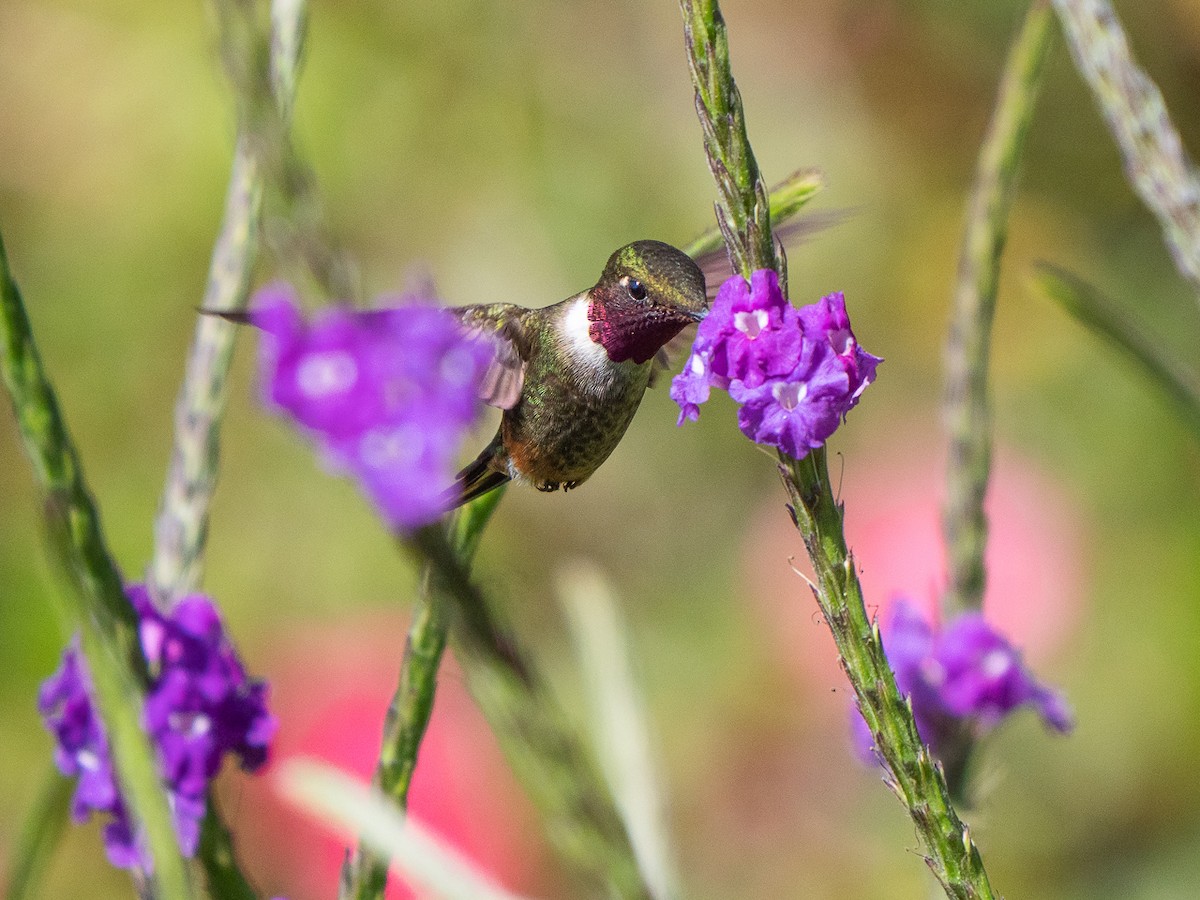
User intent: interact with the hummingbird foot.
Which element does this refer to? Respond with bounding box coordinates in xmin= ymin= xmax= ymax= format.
xmin=535 ymin=481 xmax=562 ymax=493
xmin=562 ymin=480 xmax=580 ymax=491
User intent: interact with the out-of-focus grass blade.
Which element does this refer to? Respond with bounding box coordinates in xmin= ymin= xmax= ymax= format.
xmin=1037 ymin=263 xmax=1200 ymax=437
xmin=559 ymin=562 xmax=679 ymax=900
xmin=5 ymin=769 xmax=72 ymax=900
xmin=277 ymin=759 xmax=534 ymax=900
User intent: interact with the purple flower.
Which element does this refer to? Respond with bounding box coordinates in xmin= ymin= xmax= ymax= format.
xmin=251 ymin=283 xmax=492 ymax=531
xmin=852 ymin=598 xmax=1072 ymax=765
xmin=728 ymin=340 xmax=854 ymax=460
xmin=798 ymin=291 xmax=881 ymax=406
xmin=39 ymin=586 xmax=275 ymax=870
xmin=671 ymin=270 xmax=880 ymax=458
xmin=670 ymin=269 xmax=802 ymax=422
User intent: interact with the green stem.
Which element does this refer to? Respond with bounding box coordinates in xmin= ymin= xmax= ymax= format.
xmin=4 ymin=769 xmax=72 ymax=900
xmin=339 ymin=492 xmax=504 ymax=899
xmin=70 ymin=592 xmax=195 ymax=900
xmin=409 ymin=502 xmax=650 ymax=899
xmin=147 ymin=139 xmax=261 ymax=605
xmin=209 ymin=0 xmax=354 ymax=302
xmin=0 ymin=233 xmax=194 ymax=897
xmin=679 ymin=0 xmax=778 ymax=281
xmin=197 ymin=799 xmax=259 ymax=900
xmin=677 ymin=0 xmax=996 ymax=894
xmin=150 ymin=0 xmax=305 ymax=605
xmin=782 ymin=451 xmax=995 ymax=900
xmin=148 ymin=2 xmax=310 ymax=895
xmin=341 ymin=584 xmax=446 ymax=900
xmin=942 ymin=1 xmax=1054 ymax=621
xmin=1052 ymin=0 xmax=1200 ymax=296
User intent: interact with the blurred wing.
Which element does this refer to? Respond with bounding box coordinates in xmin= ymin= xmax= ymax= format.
xmin=690 ymin=210 xmax=852 ymax=300
xmin=693 ymin=247 xmax=736 ymax=303
xmin=648 ymin=322 xmax=698 ymax=387
xmin=451 ymin=303 xmax=532 ymax=410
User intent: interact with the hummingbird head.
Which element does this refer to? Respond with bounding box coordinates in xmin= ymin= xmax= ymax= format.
xmin=587 ymin=240 xmax=708 ymax=364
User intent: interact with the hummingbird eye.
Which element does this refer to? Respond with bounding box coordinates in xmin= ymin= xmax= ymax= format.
xmin=625 ymin=278 xmax=648 ymax=302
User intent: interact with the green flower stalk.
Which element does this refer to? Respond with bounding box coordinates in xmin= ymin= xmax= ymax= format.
xmin=149 ymin=0 xmax=308 ymax=607
xmin=1 ymin=232 xmax=194 ymax=899
xmin=678 ymin=0 xmax=995 ymax=895
xmin=209 ymin=0 xmax=354 ymax=302
xmin=5 ymin=771 xmax=72 ymax=900
xmin=679 ymin=0 xmax=778 ymax=282
xmin=942 ymin=0 xmax=1054 ymax=621
xmin=341 ymin=490 xmax=505 ymax=900
xmin=410 ymin=523 xmax=652 ymax=900
xmin=1053 ymin=0 xmax=1200 ymax=297
xmin=682 ymin=168 xmax=825 ymax=264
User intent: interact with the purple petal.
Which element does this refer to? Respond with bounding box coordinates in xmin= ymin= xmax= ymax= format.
xmin=39 ymin=585 xmax=277 ymax=871
xmin=249 ymin=284 xmax=490 ymax=533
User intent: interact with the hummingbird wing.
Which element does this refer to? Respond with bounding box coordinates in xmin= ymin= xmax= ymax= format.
xmin=450 ymin=303 xmax=534 ymax=410
xmin=648 ymin=324 xmax=699 ymax=387
xmin=690 ymin=210 xmax=850 ymax=300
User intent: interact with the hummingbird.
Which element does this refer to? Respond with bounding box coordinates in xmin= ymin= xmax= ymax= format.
xmin=446 ymin=239 xmax=708 ymax=508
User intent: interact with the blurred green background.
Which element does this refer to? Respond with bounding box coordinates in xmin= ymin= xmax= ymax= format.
xmin=3 ymin=1 xmax=1200 ymax=897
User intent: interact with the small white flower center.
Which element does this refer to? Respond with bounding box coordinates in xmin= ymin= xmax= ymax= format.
xmin=169 ymin=711 xmax=212 ymax=738
xmin=734 ymin=309 xmax=769 ymax=339
xmin=77 ymin=749 xmax=101 ymax=771
xmin=359 ymin=426 xmax=421 ymax=470
xmin=689 ymin=354 xmax=706 ymax=376
xmin=297 ymin=350 xmax=359 ymax=399
xmin=828 ymin=327 xmax=854 ymax=356
xmin=919 ymin=657 xmax=947 ymax=687
xmin=980 ymin=649 xmax=1012 ymax=680
xmin=772 ymin=380 xmax=807 ymax=411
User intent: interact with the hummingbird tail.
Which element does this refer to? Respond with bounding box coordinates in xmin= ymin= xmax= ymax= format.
xmin=445 ymin=439 xmax=511 ymax=509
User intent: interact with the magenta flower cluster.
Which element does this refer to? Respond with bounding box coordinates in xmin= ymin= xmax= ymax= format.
xmin=38 ymin=586 xmax=275 ymax=869
xmin=251 ymin=284 xmax=492 ymax=531
xmin=671 ymin=270 xmax=880 ymax=459
xmin=853 ymin=599 xmax=1073 ymax=764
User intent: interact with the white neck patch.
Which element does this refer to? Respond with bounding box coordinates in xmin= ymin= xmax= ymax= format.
xmin=561 ymin=295 xmax=611 ymax=371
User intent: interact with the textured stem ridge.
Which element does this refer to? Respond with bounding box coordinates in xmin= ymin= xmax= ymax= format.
xmin=679 ymin=0 xmax=779 ymax=281
xmin=340 ymin=583 xmax=447 ymax=900
xmin=682 ymin=169 xmax=825 ymax=264
xmin=149 ymin=0 xmax=306 ymax=606
xmin=1053 ymin=0 xmax=1200 ymax=296
xmin=677 ymin=0 xmax=996 ymax=895
xmin=782 ymin=454 xmax=995 ymax=899
xmin=1 ymin=233 xmax=194 ymax=898
xmin=942 ymin=0 xmax=1054 ymax=621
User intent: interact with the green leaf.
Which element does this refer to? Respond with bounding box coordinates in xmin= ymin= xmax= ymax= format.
xmin=1037 ymin=263 xmax=1200 ymax=438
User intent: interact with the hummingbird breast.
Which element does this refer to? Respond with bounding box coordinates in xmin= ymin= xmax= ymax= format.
xmin=501 ymin=297 xmax=652 ymax=486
